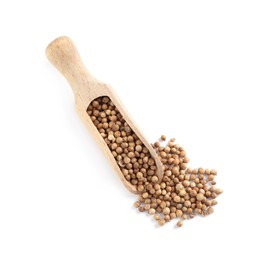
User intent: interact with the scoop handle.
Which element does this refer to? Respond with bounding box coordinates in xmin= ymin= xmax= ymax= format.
xmin=46 ymin=36 xmax=94 ymax=95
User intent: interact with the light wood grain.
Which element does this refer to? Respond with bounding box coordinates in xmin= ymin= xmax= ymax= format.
xmin=46 ymin=36 xmax=163 ymax=193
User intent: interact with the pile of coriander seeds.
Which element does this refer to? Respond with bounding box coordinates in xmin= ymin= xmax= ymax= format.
xmin=87 ymin=96 xmax=223 ymax=228
xmin=134 ymin=135 xmax=223 ymax=227
xmin=87 ymin=96 xmax=160 ymax=188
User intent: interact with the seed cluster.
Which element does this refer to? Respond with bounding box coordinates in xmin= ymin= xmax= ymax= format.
xmin=87 ymin=96 xmax=159 ymax=188
xmin=87 ymin=96 xmax=223 ymax=228
xmin=134 ymin=137 xmax=223 ymax=227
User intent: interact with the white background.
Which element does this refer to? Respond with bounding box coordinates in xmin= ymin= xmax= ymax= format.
xmin=0 ymin=1 xmax=254 ymax=259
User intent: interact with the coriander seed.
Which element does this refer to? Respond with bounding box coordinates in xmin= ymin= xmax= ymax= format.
xmin=176 ymin=221 xmax=183 ymax=227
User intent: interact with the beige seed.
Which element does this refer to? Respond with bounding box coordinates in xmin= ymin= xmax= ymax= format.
xmin=176 ymin=183 xmax=184 ymax=190
xmin=174 ymin=196 xmax=181 ymax=203
xmin=127 ymin=152 xmax=135 ymax=158
xmin=184 ymin=201 xmax=191 ymax=207
xmin=163 ymin=207 xmax=170 ymax=215
xmin=165 ymin=170 xmax=172 ymax=177
xmin=211 ymin=200 xmax=217 ymax=206
xmin=173 ymin=159 xmax=179 ymax=165
xmin=176 ymin=221 xmax=183 ymax=227
xmin=154 ymin=184 xmax=161 ymax=190
xmin=192 ymin=169 xmax=198 ymax=174
xmin=176 ymin=209 xmax=183 ymax=217
xmin=144 ymin=204 xmax=150 ymax=211
xmin=208 ymin=174 xmax=214 ymax=181
xmin=207 ymin=207 xmax=214 ymax=214
xmin=160 ymin=182 xmax=166 ymax=189
xmin=116 ymin=147 xmax=123 ymax=154
xmin=198 ymin=168 xmax=205 ymax=174
xmin=116 ymin=137 xmax=123 ymax=143
xmin=180 ymin=151 xmax=186 ymax=157
xmin=148 ymin=158 xmax=155 ymax=165
xmin=161 ymin=135 xmax=166 ymax=141
xmin=154 ymin=142 xmax=160 ymax=148
xmin=148 ymin=208 xmax=156 ymax=215
xmin=210 ymin=169 xmax=217 ymax=175
xmin=164 ymin=215 xmax=171 ymax=222
xmin=136 ymin=172 xmax=143 ymax=179
xmin=215 ymin=188 xmax=223 ymax=195
xmin=160 ymin=151 xmax=167 ymax=158
xmin=154 ymin=214 xmax=160 ymax=221
xmin=183 ymin=157 xmax=190 ymax=163
xmin=108 ymin=134 xmax=115 ymax=141
xmin=137 ymin=185 xmax=144 ymax=192
xmin=179 ymin=189 xmax=186 ymax=196
xmin=160 ymin=201 xmax=167 ymax=209
xmin=111 ymin=143 xmax=117 ymax=150
xmin=183 ymin=180 xmax=190 ymax=187
xmin=172 ymin=167 xmax=179 ymax=175
xmin=210 ymin=186 xmax=216 ymax=192
xmin=170 ymin=213 xmax=176 ymax=219
xmin=158 ymin=219 xmax=166 ymax=226
xmin=134 ymin=201 xmax=141 ymax=208
xmin=142 ymin=192 xmax=149 ymax=199
xmin=182 ymin=215 xmax=187 ymax=220
xmin=92 ymin=100 xmax=99 ymax=107
xmin=123 ymin=157 xmax=130 ymax=164
xmin=180 ymin=163 xmax=187 ymax=170
xmin=196 ymin=193 xmax=204 ymax=201
xmin=151 ymin=176 xmax=158 ymax=183
xmin=139 ymin=206 xmax=145 ymax=212
xmin=135 ymin=145 xmax=142 ymax=152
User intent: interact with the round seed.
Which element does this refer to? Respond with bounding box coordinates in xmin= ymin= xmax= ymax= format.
xmin=176 ymin=221 xmax=183 ymax=227
xmin=196 ymin=193 xmax=204 ymax=201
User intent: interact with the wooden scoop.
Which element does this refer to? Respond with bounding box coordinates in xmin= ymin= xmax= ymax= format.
xmin=46 ymin=36 xmax=163 ymax=194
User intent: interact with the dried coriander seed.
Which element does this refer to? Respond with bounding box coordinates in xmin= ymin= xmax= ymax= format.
xmin=134 ymin=201 xmax=140 ymax=208
xmin=161 ymin=135 xmax=166 ymax=141
xmin=154 ymin=214 xmax=160 ymax=221
xmin=176 ymin=221 xmax=183 ymax=227
xmin=158 ymin=219 xmax=166 ymax=226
